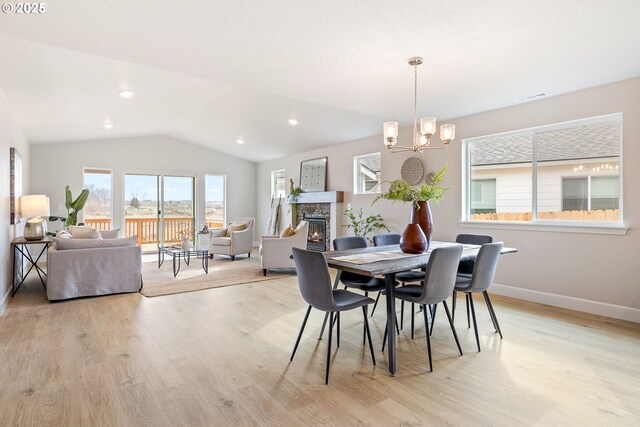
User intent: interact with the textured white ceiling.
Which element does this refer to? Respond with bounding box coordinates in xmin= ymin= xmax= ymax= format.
xmin=1 ymin=0 xmax=639 ymax=161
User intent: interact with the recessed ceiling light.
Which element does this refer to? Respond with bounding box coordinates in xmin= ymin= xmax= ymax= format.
xmin=103 ymin=123 xmax=113 ymax=129
xmin=119 ymin=90 xmax=134 ymax=98
xmin=236 ymin=139 xmax=245 ymax=144
xmin=288 ymin=119 xmax=298 ymax=126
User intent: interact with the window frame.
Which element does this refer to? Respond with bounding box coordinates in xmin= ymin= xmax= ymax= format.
xmin=353 ymin=152 xmax=382 ymax=195
xmin=461 ymin=113 xmax=626 ymax=234
xmin=271 ymin=169 xmax=286 ymax=198
xmin=205 ymin=174 xmax=226 ymax=229
xmin=82 ymin=167 xmax=114 ymax=228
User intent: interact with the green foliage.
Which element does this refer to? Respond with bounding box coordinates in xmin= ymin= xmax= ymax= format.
xmin=373 ymin=164 xmax=448 ymax=209
xmin=287 ymin=186 xmax=305 ymax=218
xmin=64 ymin=185 xmax=90 ymax=227
xmin=342 ymin=207 xmax=390 ymax=243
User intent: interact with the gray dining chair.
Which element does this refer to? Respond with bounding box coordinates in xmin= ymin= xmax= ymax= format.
xmin=452 ymin=242 xmax=504 ymax=352
xmin=454 ymin=234 xmax=493 ymax=327
xmin=382 ymin=244 xmax=464 ymax=372
xmin=372 ymin=233 xmax=427 ymax=337
xmin=290 ymin=247 xmax=376 ymax=384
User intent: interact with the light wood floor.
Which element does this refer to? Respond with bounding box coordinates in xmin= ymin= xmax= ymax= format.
xmin=1 ymin=273 xmax=639 ymax=426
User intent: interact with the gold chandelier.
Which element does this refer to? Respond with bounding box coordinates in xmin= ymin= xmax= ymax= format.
xmin=383 ymin=57 xmax=456 ymax=153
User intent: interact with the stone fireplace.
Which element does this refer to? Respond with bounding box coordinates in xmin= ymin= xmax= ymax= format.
xmin=293 ymin=191 xmax=344 ymax=251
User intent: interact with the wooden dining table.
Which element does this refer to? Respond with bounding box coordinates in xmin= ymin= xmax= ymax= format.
xmin=323 ymin=240 xmax=517 ymax=376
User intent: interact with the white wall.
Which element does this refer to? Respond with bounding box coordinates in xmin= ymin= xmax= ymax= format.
xmin=257 ymin=78 xmax=640 ymax=321
xmin=0 ymin=88 xmax=30 ymax=313
xmin=30 ymin=135 xmax=257 ymax=241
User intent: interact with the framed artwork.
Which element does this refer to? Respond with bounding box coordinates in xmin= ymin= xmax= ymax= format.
xmin=300 ymin=157 xmax=327 ymax=192
xmin=10 ymin=147 xmax=22 ymax=224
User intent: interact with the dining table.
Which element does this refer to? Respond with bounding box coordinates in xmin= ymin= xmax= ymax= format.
xmin=323 ymin=240 xmax=517 ymax=376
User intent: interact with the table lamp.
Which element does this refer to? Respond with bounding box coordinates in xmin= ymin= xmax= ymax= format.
xmin=21 ymin=195 xmax=50 ymax=241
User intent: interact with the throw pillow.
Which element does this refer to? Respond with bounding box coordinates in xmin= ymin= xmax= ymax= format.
xmin=280 ymin=225 xmax=296 ymax=238
xmin=68 ymin=225 xmax=101 ymax=239
xmin=55 ymin=230 xmax=72 ymax=239
xmin=99 ymin=229 xmax=121 ymax=239
xmin=226 ymin=223 xmax=248 ymax=237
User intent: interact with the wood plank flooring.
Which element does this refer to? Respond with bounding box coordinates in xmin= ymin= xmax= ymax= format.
xmin=1 ymin=273 xmax=639 ymax=426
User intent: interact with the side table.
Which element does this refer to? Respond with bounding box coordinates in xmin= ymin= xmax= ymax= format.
xmin=11 ymin=236 xmax=52 ymax=296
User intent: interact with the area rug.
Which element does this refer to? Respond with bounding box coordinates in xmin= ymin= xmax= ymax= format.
xmin=140 ymin=255 xmax=288 ymax=297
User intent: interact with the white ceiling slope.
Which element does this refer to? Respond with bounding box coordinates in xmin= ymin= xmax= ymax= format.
xmin=1 ymin=0 xmax=640 ymax=162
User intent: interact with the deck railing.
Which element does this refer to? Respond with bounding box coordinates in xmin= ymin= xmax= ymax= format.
xmin=470 ymin=209 xmax=619 ymax=222
xmin=84 ymin=217 xmax=224 ymax=245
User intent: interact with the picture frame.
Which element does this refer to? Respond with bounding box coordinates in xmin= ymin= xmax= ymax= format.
xmin=299 ymin=157 xmax=327 ymax=192
xmin=10 ymin=147 xmax=22 ymax=224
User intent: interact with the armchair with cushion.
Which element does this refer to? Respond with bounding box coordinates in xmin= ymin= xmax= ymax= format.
xmin=260 ymin=220 xmax=308 ymax=276
xmin=209 ymin=217 xmax=255 ymax=260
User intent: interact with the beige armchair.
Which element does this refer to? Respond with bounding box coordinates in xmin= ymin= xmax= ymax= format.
xmin=209 ymin=217 xmax=255 ymax=260
xmin=260 ymin=220 xmax=309 ymax=276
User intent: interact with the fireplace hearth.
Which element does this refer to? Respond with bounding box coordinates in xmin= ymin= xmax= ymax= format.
xmin=305 ymin=216 xmax=327 ymax=251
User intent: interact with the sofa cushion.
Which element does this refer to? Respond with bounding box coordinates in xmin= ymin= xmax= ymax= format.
xmin=68 ymin=225 xmax=101 ymax=239
xmin=99 ymin=229 xmax=121 ymax=239
xmin=226 ymin=223 xmax=248 ymax=237
xmin=280 ymin=225 xmax=296 ymax=238
xmin=55 ymin=230 xmax=72 ymax=239
xmin=54 ymin=236 xmax=138 ymax=250
xmin=210 ymin=237 xmax=231 ymax=246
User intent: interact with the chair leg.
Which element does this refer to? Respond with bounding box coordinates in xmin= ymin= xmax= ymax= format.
xmin=468 ymin=294 xmax=481 ymax=352
xmin=362 ymin=292 xmax=368 ymax=343
xmin=263 ymin=269 xmax=267 ymax=276
xmin=410 ymin=303 xmax=415 ymax=339
xmin=370 ymin=292 xmax=381 ymax=317
xmin=395 ymin=316 xmax=400 ymax=335
xmin=382 ymin=323 xmax=388 ymax=352
xmin=362 ymin=306 xmax=376 ymax=366
xmin=318 ymin=312 xmax=329 ymax=340
xmin=443 ymin=301 xmax=463 ymax=356
xmin=290 ymin=305 xmax=312 ymax=361
xmin=421 ymin=304 xmax=433 ymax=372
xmin=466 ymin=293 xmax=471 ymax=328
xmin=483 ymin=291 xmax=503 ymax=339
xmin=363 ymin=305 xmax=368 ymax=345
xmin=326 ymin=311 xmax=334 ymax=384
xmin=231 ymin=255 xmax=235 ymax=261
xmin=429 ymin=304 xmax=437 ymax=336
xmin=452 ymin=290 xmax=457 ymax=322
xmin=400 ymin=300 xmax=405 ymax=330
xmin=337 ymin=312 xmax=340 ymax=348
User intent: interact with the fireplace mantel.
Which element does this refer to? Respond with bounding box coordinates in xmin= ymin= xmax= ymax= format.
xmin=296 ymin=191 xmax=344 ymax=204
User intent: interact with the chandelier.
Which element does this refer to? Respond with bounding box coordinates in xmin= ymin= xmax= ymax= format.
xmin=383 ymin=57 xmax=456 ymax=153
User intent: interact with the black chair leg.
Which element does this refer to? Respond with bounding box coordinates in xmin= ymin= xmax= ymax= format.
xmin=362 ymin=292 xmax=368 ymax=343
xmin=363 ymin=305 xmax=368 ymax=345
xmin=429 ymin=304 xmax=437 ymax=336
xmin=370 ymin=292 xmax=381 ymax=317
xmin=290 ymin=305 xmax=312 ymax=361
xmin=362 ymin=306 xmax=376 ymax=365
xmin=483 ymin=291 xmax=503 ymax=339
xmin=422 ymin=304 xmax=433 ymax=372
xmin=466 ymin=293 xmax=471 ymax=328
xmin=400 ymin=300 xmax=405 ymax=330
xmin=326 ymin=311 xmax=334 ymax=384
xmin=452 ymin=290 xmax=457 ymax=322
xmin=411 ymin=303 xmax=415 ymax=339
xmin=337 ymin=312 xmax=340 ymax=348
xmin=468 ymin=294 xmax=481 ymax=352
xmin=443 ymin=301 xmax=463 ymax=356
xmin=382 ymin=323 xmax=388 ymax=352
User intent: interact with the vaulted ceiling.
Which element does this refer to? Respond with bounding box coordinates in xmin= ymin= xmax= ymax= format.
xmin=1 ymin=0 xmax=639 ymax=162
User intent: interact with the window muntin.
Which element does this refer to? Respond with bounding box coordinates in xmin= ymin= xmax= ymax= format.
xmin=205 ymin=175 xmax=225 ymax=229
xmin=82 ymin=168 xmax=112 ymax=228
xmin=465 ymin=114 xmax=621 ymax=224
xmin=354 ymin=153 xmax=382 ymax=195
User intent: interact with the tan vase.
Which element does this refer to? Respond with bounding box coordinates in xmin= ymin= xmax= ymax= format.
xmin=411 ymin=200 xmax=432 ymax=251
xmin=400 ymin=223 xmax=427 ymax=254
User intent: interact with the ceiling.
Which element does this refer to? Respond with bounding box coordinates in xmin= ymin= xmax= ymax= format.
xmin=1 ymin=0 xmax=639 ymax=162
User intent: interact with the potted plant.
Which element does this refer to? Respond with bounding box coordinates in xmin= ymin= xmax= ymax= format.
xmin=342 ymin=207 xmax=390 ymax=244
xmin=287 ymin=185 xmax=305 ymax=226
xmin=373 ymin=164 xmax=448 ymax=253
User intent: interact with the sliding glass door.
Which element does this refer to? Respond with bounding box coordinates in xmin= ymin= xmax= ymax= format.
xmin=162 ymin=175 xmax=195 ymax=246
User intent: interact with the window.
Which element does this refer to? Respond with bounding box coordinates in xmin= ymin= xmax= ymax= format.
xmin=205 ymin=175 xmax=225 ymax=229
xmin=82 ymin=168 xmax=112 ymax=229
xmin=465 ymin=113 xmax=621 ymax=224
xmin=354 ymin=153 xmax=381 ymax=194
xmin=271 ymin=169 xmax=286 ymax=198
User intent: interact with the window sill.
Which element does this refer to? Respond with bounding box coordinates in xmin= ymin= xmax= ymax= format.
xmin=458 ymin=220 xmax=629 ymax=235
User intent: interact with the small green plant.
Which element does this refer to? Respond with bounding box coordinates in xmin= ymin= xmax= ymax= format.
xmin=287 ymin=186 xmax=305 ymax=219
xmin=63 ymin=185 xmax=90 ymax=227
xmin=342 ymin=207 xmax=390 ymax=243
xmin=373 ymin=164 xmax=448 ymax=209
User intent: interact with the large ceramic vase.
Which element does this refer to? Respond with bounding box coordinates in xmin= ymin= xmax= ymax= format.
xmin=400 ymin=223 xmax=427 ymax=254
xmin=411 ymin=200 xmax=433 ymax=249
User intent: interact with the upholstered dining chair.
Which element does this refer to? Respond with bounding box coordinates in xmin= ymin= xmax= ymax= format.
xmin=382 ymin=244 xmax=464 ymax=372
xmin=453 ymin=242 xmax=504 ymax=352
xmin=453 ymin=234 xmax=493 ymax=327
xmin=290 ymin=247 xmax=376 ymax=384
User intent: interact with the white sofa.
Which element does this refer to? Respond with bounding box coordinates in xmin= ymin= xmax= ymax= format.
xmin=260 ymin=221 xmax=308 ymax=276
xmin=209 ymin=217 xmax=255 ymax=260
xmin=47 ymin=236 xmax=142 ymax=300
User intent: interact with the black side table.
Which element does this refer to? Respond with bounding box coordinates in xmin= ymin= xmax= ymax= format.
xmin=11 ymin=236 xmax=52 ymax=296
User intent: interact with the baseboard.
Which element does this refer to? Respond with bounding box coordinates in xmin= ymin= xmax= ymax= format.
xmin=0 ymin=286 xmax=9 ymax=316
xmin=491 ymin=283 xmax=640 ymax=323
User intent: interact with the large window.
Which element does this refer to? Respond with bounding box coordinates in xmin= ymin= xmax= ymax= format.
xmin=354 ymin=153 xmax=381 ymax=194
xmin=83 ymin=168 xmax=112 ymax=229
xmin=205 ymin=175 xmax=225 ymax=229
xmin=271 ymin=169 xmax=286 ymax=198
xmin=465 ymin=114 xmax=621 ymax=223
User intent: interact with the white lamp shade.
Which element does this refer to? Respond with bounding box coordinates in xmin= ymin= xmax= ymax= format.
xmin=440 ymin=124 xmax=456 ymax=142
xmin=21 ymin=195 xmax=50 ymax=218
xmin=420 ymin=117 xmax=436 ymax=135
xmin=383 ymin=121 xmax=398 ymax=146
